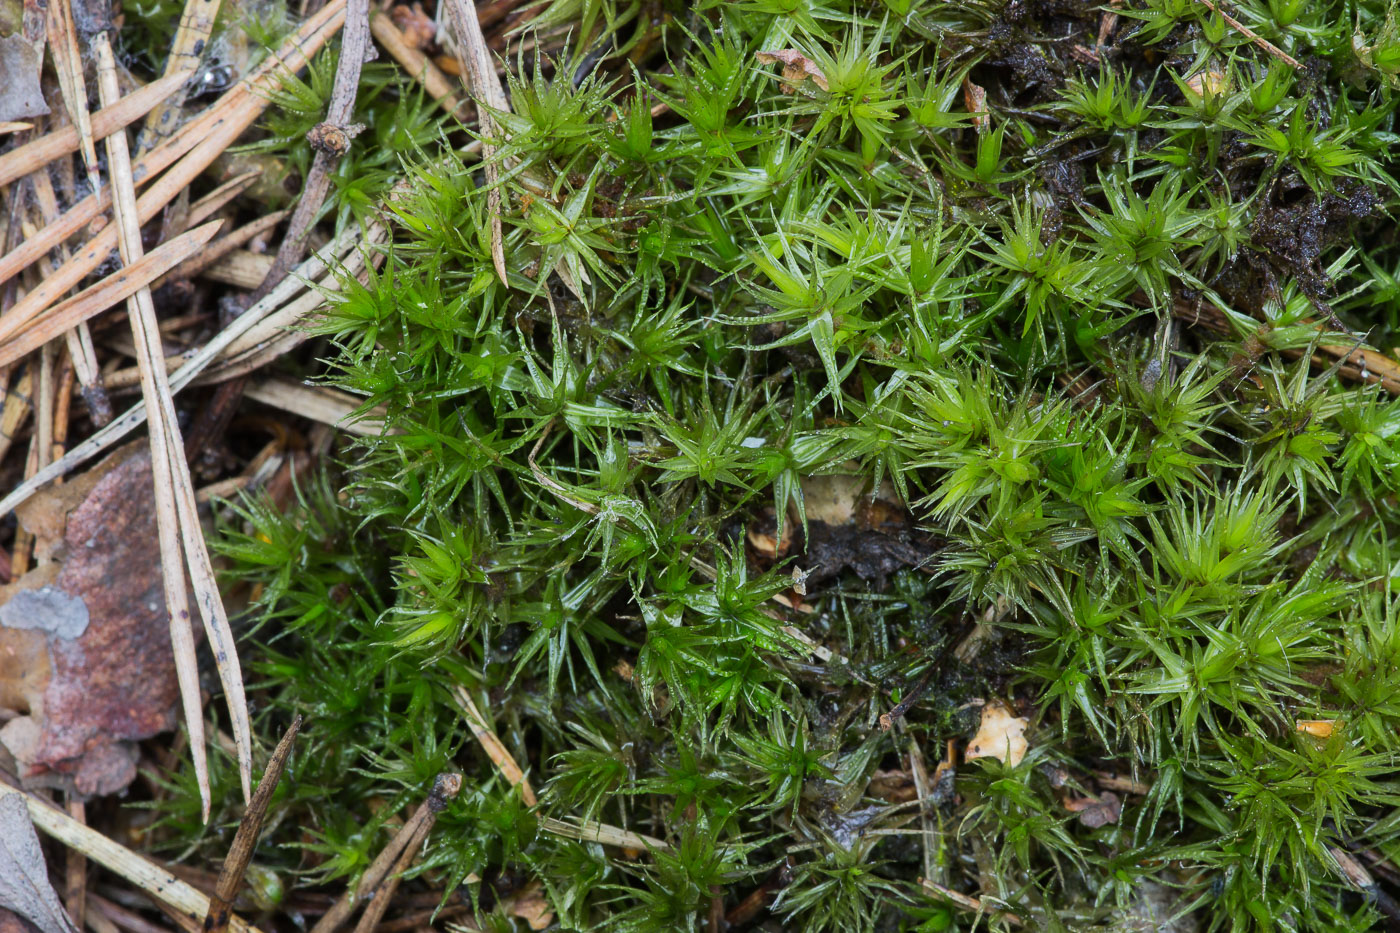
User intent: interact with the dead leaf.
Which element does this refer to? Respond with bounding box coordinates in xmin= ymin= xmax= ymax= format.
xmin=0 ymin=794 xmax=79 ymax=933
xmin=965 ymin=701 xmax=1028 ymax=767
xmin=756 ymin=50 xmax=828 ymax=92
xmin=505 ymin=882 xmax=553 ymax=931
xmin=962 ymin=76 xmax=988 ymax=131
xmin=0 ymin=442 xmax=179 ymax=797
xmin=1064 ymin=791 xmax=1121 ymax=828
xmin=1296 ymin=719 xmax=1338 ymax=738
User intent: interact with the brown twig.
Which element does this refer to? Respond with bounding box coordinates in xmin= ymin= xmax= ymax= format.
xmin=65 ymin=798 xmax=87 ymax=930
xmin=258 ymin=0 xmax=371 ymax=292
xmin=1195 ymin=0 xmax=1302 ymax=68
xmin=308 ymin=774 xmax=463 ymax=933
xmin=204 ymin=715 xmax=304 ymax=933
xmin=370 ymin=12 xmax=470 ymax=121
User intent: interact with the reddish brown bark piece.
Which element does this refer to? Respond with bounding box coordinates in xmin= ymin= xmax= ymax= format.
xmin=0 ymin=441 xmax=178 ymax=797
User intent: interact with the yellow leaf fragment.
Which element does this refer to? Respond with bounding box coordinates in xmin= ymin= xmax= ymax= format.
xmin=965 ymin=701 xmax=1029 ymax=767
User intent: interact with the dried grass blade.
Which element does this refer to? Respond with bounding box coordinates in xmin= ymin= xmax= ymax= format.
xmin=95 ymin=31 xmax=253 ymax=809
xmin=452 ymin=685 xmax=536 ymax=805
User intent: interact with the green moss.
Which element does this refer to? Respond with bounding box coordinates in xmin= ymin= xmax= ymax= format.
xmin=136 ymin=0 xmax=1400 ymax=928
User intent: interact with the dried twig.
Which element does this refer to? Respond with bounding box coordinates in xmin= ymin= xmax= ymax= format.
xmin=259 ymin=0 xmax=371 ymax=290
xmin=204 ymin=716 xmax=303 ymax=933
xmin=1195 ymin=0 xmax=1302 ymax=68
xmin=537 ymin=818 xmax=668 ymax=852
xmin=0 ymin=0 xmax=348 ymax=295
xmin=96 ymin=30 xmax=253 ymax=814
xmin=920 ymin=879 xmax=1023 ymax=927
xmin=0 ymin=778 xmax=267 ymax=933
xmin=65 ymin=799 xmax=86 ymax=931
xmin=452 ymin=685 xmax=537 ymax=805
xmin=0 ymin=223 xmax=222 ymax=368
xmin=308 ymin=774 xmax=463 ymax=933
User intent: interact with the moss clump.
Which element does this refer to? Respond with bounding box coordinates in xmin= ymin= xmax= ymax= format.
xmin=148 ymin=0 xmax=1400 ymax=929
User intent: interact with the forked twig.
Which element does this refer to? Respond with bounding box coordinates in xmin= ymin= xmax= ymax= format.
xmin=308 ymin=774 xmax=462 ymax=933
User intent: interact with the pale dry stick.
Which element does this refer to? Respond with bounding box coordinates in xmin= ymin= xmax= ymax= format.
xmin=0 ymin=71 xmax=192 ymax=189
xmin=244 ymin=377 xmax=390 ymax=437
xmin=0 ymin=779 xmax=266 ymax=933
xmin=94 ymin=42 xmax=210 ymax=821
xmin=0 ymin=0 xmax=348 ymax=295
xmin=369 ymin=12 xmax=471 ymax=120
xmin=0 ymin=223 xmax=365 ymax=517
xmin=96 ymin=30 xmax=254 ymax=811
xmin=45 ymin=0 xmax=101 ymax=197
xmin=452 ymin=685 xmax=537 ymax=805
xmin=0 ymin=121 xmax=33 ymax=133
xmin=0 ymin=224 xmax=221 ymax=369
xmin=440 ymin=0 xmax=510 ymax=283
xmin=308 ymin=774 xmax=463 ymax=933
xmin=1196 ymin=0 xmax=1302 ymax=68
xmin=203 ymin=716 xmax=303 ymax=933
xmin=200 ymin=251 xmax=275 ymax=289
xmin=537 ymin=817 xmax=668 ymax=852
xmin=139 ymin=0 xmax=224 ymax=155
